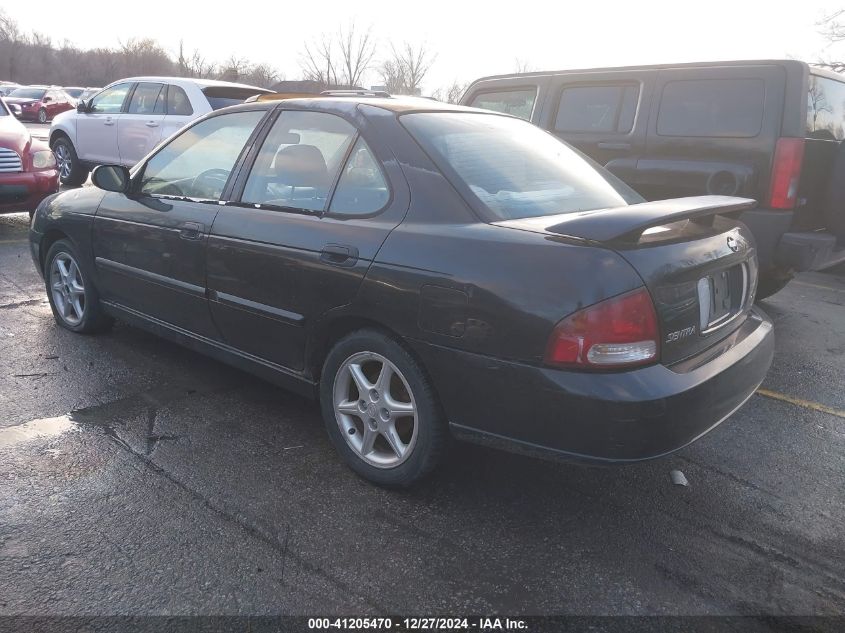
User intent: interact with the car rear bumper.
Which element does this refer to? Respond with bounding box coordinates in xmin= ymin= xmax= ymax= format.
xmin=0 ymin=170 xmax=60 ymax=214
xmin=410 ymin=307 xmax=774 ymax=463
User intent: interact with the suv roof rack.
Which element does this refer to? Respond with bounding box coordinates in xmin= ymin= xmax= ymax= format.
xmin=319 ymin=89 xmax=391 ymax=98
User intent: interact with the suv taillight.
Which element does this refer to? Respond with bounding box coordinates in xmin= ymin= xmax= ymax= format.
xmin=544 ymin=287 xmax=659 ymax=369
xmin=768 ymin=138 xmax=805 ymax=210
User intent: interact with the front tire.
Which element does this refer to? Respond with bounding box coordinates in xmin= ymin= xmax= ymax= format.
xmin=51 ymin=136 xmax=89 ymax=187
xmin=38 ymin=108 xmax=47 ymax=124
xmin=44 ymin=239 xmax=113 ymax=334
xmin=320 ymin=329 xmax=448 ymax=487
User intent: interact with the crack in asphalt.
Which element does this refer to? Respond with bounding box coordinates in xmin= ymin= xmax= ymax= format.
xmin=0 ymin=298 xmax=42 ymax=311
xmin=101 ymin=426 xmax=387 ymax=613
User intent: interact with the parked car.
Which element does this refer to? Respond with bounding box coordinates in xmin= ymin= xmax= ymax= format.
xmin=29 ymin=95 xmax=774 ymax=486
xmin=0 ymin=97 xmax=59 ymax=215
xmin=49 ymin=77 xmax=271 ymax=186
xmin=0 ymin=82 xmax=21 ymax=97
xmin=4 ymin=86 xmax=75 ymax=123
xmin=462 ymin=60 xmax=845 ymax=298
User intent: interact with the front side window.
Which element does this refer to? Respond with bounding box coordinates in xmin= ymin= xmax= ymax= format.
xmin=91 ymin=83 xmax=132 ymax=114
xmin=402 ymin=112 xmax=642 ymax=221
xmin=555 ymin=84 xmax=639 ymax=133
xmin=128 ymin=83 xmax=165 ymax=115
xmin=242 ymin=110 xmax=357 ymax=212
xmin=468 ymin=89 xmax=537 ymax=121
xmin=139 ymin=110 xmax=265 ymax=200
xmin=657 ymin=79 xmax=764 ymax=138
xmin=807 ymin=75 xmax=845 ymax=141
xmin=328 ymin=137 xmax=390 ymax=215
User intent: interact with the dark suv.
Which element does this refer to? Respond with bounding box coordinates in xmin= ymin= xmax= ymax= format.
xmin=462 ymin=60 xmax=845 ymax=298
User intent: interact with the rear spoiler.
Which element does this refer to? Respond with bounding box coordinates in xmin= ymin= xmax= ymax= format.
xmin=495 ymin=196 xmax=757 ymax=243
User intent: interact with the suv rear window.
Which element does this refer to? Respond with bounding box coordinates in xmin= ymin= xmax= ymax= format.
xmin=555 ymin=84 xmax=639 ymax=133
xmin=468 ymin=89 xmax=537 ymax=121
xmin=807 ymin=75 xmax=845 ymax=141
xmin=202 ymin=86 xmax=266 ymax=110
xmin=657 ymin=79 xmax=764 ymax=138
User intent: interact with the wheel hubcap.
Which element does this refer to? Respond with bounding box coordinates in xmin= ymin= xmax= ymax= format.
xmin=50 ymin=252 xmax=85 ymax=326
xmin=333 ymin=352 xmax=418 ymax=469
xmin=55 ymin=145 xmax=71 ymax=179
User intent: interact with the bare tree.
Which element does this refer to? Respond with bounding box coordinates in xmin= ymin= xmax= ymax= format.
xmin=390 ymin=42 xmax=435 ymax=94
xmin=378 ymin=59 xmax=406 ymax=94
xmin=514 ymin=57 xmax=534 ymax=74
xmin=432 ymin=80 xmax=468 ymax=104
xmin=300 ymin=34 xmax=339 ymax=88
xmin=337 ymin=23 xmax=376 ymax=87
xmin=818 ymin=10 xmax=845 ymax=73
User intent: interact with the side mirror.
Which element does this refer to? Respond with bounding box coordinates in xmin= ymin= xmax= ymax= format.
xmin=92 ymin=165 xmax=131 ymax=194
xmin=76 ymin=100 xmax=89 ymax=113
xmin=43 ymin=97 xmax=52 ymax=103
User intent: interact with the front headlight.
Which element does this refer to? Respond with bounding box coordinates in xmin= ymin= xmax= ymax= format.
xmin=32 ymin=150 xmax=57 ymax=170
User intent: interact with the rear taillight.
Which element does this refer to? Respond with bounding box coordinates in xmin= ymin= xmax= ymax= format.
xmin=545 ymin=287 xmax=659 ymax=369
xmin=768 ymin=138 xmax=805 ymax=210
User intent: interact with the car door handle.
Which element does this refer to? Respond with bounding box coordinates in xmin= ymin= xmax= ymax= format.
xmin=320 ymin=244 xmax=359 ymax=267
xmin=597 ymin=141 xmax=631 ymax=150
xmin=103 ymin=117 xmax=114 ymax=126
xmin=179 ymin=222 xmax=205 ymax=240
xmin=145 ymin=121 xmax=159 ymax=127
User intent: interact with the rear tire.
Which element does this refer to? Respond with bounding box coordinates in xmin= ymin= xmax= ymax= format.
xmin=51 ymin=136 xmax=89 ymax=187
xmin=319 ymin=329 xmax=448 ymax=487
xmin=44 ymin=239 xmax=113 ymax=334
xmin=756 ymin=268 xmax=793 ymax=301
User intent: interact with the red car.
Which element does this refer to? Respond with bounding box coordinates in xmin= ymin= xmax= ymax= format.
xmin=4 ymin=86 xmax=74 ymax=123
xmin=0 ymin=97 xmax=59 ymax=214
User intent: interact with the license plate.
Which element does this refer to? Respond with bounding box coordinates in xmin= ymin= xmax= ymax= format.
xmin=709 ymin=269 xmax=732 ymax=323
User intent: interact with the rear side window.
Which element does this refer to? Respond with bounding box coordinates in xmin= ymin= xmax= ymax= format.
xmin=203 ymin=86 xmax=266 ymax=110
xmin=555 ymin=84 xmax=639 ymax=133
xmin=657 ymin=79 xmax=764 ymax=137
xmin=468 ymin=89 xmax=537 ymax=121
xmin=328 ymin=137 xmax=390 ymax=215
xmin=167 ymin=85 xmax=194 ymax=116
xmin=807 ymin=75 xmax=845 ymax=141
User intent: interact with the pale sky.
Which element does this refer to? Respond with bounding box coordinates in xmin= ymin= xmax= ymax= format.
xmin=9 ymin=1 xmax=845 ymax=92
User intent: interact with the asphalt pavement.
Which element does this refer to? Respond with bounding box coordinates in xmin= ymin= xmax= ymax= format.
xmin=0 ymin=125 xmax=843 ymax=616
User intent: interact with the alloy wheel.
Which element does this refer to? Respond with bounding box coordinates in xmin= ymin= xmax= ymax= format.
xmin=50 ymin=252 xmax=85 ymax=326
xmin=54 ymin=144 xmax=72 ymax=179
xmin=333 ymin=351 xmax=418 ymax=468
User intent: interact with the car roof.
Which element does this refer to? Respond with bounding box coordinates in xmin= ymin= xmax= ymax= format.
xmin=221 ymin=95 xmax=499 ymax=116
xmin=116 ymin=76 xmax=272 ymax=92
xmin=469 ymin=58 xmax=829 ymax=83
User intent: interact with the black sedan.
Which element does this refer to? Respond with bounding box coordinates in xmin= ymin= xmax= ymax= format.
xmin=29 ymin=95 xmax=774 ymax=486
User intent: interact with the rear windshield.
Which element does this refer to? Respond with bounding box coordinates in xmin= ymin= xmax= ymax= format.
xmin=402 ymin=112 xmax=642 ymax=221
xmin=657 ymin=79 xmax=764 ymax=138
xmin=8 ymin=88 xmax=46 ymax=100
xmin=468 ymin=89 xmax=537 ymax=121
xmin=807 ymin=75 xmax=845 ymax=141
xmin=202 ymin=86 xmax=268 ymax=110
xmin=64 ymin=88 xmax=84 ymax=99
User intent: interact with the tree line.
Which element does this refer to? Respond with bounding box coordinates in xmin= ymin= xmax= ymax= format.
xmin=0 ymin=10 xmax=468 ymax=101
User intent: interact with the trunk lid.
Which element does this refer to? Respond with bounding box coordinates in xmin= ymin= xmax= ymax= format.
xmin=496 ymin=196 xmax=759 ymax=365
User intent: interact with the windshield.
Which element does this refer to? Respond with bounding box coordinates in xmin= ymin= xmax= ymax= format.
xmin=9 ymin=88 xmax=46 ymax=100
xmin=402 ymin=112 xmax=642 ymax=220
xmin=0 ymin=99 xmax=8 ymax=116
